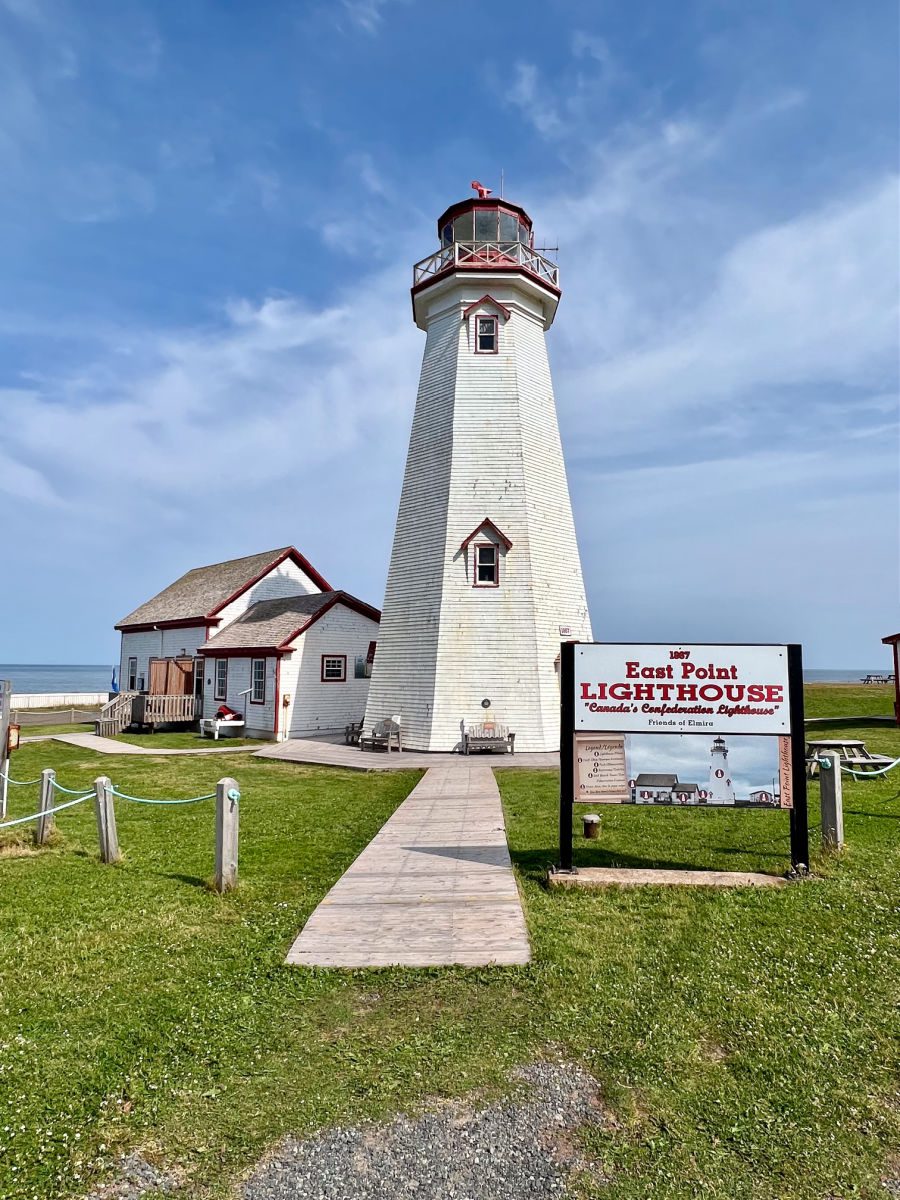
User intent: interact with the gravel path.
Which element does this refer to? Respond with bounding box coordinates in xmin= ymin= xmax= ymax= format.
xmin=242 ymin=1062 xmax=608 ymax=1200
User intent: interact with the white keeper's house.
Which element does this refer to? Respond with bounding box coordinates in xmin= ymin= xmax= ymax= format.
xmin=108 ymin=547 xmax=379 ymax=739
xmin=362 ymin=186 xmax=592 ymax=752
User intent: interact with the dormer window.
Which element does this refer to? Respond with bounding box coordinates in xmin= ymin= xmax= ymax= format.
xmin=476 ymin=315 xmax=498 ymax=353
xmin=475 ymin=544 xmax=498 ymax=586
xmin=460 ymin=518 xmax=513 ymax=590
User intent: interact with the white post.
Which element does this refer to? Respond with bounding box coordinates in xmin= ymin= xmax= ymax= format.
xmin=819 ymin=751 xmax=844 ymax=849
xmin=215 ymin=777 xmax=239 ymax=893
xmin=93 ymin=775 xmax=121 ymax=864
xmin=0 ymin=757 xmax=8 ymax=821
xmin=36 ymin=768 xmax=56 ymax=845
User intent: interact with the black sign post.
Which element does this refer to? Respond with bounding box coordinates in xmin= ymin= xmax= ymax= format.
xmin=558 ymin=641 xmax=575 ymax=872
xmin=787 ymin=643 xmax=809 ymax=873
xmin=557 ymin=641 xmax=810 ymax=876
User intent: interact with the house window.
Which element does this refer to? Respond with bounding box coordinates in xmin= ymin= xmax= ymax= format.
xmin=474 ymin=543 xmax=499 ymax=587
xmin=321 ymin=654 xmax=347 ymax=682
xmin=127 ymin=657 xmax=138 ymax=691
xmin=251 ymin=658 xmax=266 ymax=704
xmin=475 ymin=315 xmax=497 ymax=353
xmin=214 ymin=659 xmax=228 ymax=701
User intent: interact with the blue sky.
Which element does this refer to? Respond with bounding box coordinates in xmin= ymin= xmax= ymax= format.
xmin=0 ymin=0 xmax=897 ymax=667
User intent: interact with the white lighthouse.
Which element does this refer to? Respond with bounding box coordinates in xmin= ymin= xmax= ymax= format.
xmin=708 ymin=736 xmax=736 ymax=804
xmin=363 ymin=186 xmax=592 ymax=751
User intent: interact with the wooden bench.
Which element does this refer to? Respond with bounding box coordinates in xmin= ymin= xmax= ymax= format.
xmin=359 ymin=718 xmax=402 ymax=753
xmin=199 ymin=718 xmax=246 ymax=740
xmin=345 ymin=720 xmax=363 ymax=746
xmin=462 ymin=721 xmax=515 ymax=755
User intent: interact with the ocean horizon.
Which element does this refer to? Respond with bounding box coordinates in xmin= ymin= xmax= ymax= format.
xmin=0 ymin=662 xmax=893 ymax=695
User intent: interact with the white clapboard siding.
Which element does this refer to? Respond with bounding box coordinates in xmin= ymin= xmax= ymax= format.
xmin=215 ymin=558 xmax=322 ymax=629
xmin=364 ymin=269 xmax=592 ymax=752
xmin=201 ymin=655 xmax=278 ymax=738
xmin=119 ymin=625 xmax=208 ymax=691
xmin=282 ymin=603 xmax=379 ymax=737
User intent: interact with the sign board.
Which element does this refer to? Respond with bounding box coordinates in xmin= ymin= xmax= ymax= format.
xmin=575 ymin=734 xmax=629 ymax=803
xmin=575 ymin=643 xmax=790 ymax=735
xmin=558 ymin=643 xmax=809 ymax=872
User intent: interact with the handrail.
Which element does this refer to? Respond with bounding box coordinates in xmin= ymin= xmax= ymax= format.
xmin=413 ymin=240 xmax=559 ymax=288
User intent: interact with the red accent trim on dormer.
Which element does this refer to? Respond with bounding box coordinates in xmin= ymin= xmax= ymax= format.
xmin=208 ymin=547 xmax=333 ymax=618
xmin=459 ymin=518 xmax=513 ymax=553
xmin=462 ymin=294 xmax=512 ymax=321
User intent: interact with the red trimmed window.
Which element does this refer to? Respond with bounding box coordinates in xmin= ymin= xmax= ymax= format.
xmin=127 ymin=657 xmax=137 ymax=691
xmin=214 ymin=659 xmax=228 ymax=701
xmin=250 ymin=658 xmax=266 ymax=704
xmin=321 ymin=654 xmax=347 ymax=682
xmin=474 ymin=543 xmax=499 ymax=587
xmin=475 ymin=315 xmax=498 ymax=353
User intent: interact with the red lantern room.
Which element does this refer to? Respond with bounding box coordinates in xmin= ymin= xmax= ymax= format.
xmin=411 ymin=184 xmax=560 ymax=327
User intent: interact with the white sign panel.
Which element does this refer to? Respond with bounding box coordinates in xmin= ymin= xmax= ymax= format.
xmin=575 ymin=644 xmax=791 ymax=735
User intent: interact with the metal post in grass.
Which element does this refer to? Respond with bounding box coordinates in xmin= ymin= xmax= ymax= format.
xmin=36 ymin=768 xmax=56 ymax=845
xmin=93 ymin=775 xmax=121 ymax=864
xmin=215 ymin=777 xmax=239 ymax=893
xmin=819 ymin=751 xmax=844 ymax=850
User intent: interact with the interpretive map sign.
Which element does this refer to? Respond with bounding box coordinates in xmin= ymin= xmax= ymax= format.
xmin=558 ymin=643 xmax=809 ymax=872
xmin=575 ymin=643 xmax=791 ymax=735
xmin=574 ymin=734 xmax=629 ymax=803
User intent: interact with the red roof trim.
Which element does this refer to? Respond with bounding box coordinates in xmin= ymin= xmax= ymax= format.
xmin=116 ymin=616 xmax=219 ymax=633
xmin=208 ymin=547 xmax=332 ymax=618
xmin=882 ymin=634 xmax=900 ymax=644
xmin=198 ymin=646 xmax=291 ymax=658
xmin=460 ymin=518 xmax=513 ymax=553
xmin=462 ymin=294 xmax=512 ymax=321
xmin=276 ymin=591 xmax=381 ymax=650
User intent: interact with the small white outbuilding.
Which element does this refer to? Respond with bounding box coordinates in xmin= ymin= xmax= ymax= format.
xmin=113 ymin=547 xmax=379 ymax=739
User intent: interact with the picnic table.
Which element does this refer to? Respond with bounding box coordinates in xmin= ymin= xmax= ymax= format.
xmin=805 ymin=738 xmax=894 ymax=777
xmin=861 ymin=673 xmax=894 ymax=684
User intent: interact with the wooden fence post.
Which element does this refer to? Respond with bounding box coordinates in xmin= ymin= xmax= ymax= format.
xmin=36 ymin=768 xmax=56 ymax=845
xmin=819 ymin=751 xmax=844 ymax=849
xmin=215 ymin=777 xmax=239 ymax=893
xmin=93 ymin=775 xmax=121 ymax=864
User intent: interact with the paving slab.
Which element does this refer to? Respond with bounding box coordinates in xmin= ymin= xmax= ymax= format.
xmin=549 ymin=866 xmax=787 ymax=889
xmin=285 ymin=763 xmax=531 ymax=968
xmin=256 ymin=736 xmax=558 ymax=772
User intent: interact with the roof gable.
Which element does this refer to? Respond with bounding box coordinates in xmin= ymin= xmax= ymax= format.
xmin=116 ymin=546 xmax=332 ymax=630
xmin=199 ymin=591 xmax=380 ymax=655
xmin=462 ymin=294 xmax=512 ymax=321
xmin=459 ymin=518 xmax=513 ymax=553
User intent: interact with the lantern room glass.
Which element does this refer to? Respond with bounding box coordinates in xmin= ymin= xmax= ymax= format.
xmin=447 ymin=206 xmax=530 ymax=246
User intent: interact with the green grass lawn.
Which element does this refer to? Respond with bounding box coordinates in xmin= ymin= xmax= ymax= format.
xmin=111 ymin=732 xmax=267 ymax=750
xmin=0 ymin=686 xmax=898 ymax=1199
xmin=17 ymin=722 xmax=93 ymax=738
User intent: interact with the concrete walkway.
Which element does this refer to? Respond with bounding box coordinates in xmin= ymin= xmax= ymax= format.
xmin=52 ymin=732 xmax=252 ymax=756
xmin=285 ymin=764 xmax=531 ymax=968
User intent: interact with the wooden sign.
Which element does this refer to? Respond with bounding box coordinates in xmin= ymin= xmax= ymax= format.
xmin=574 ymin=733 xmax=629 ymax=803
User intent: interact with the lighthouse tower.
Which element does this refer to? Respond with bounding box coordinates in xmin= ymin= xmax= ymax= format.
xmin=363 ymin=187 xmax=592 ymax=751
xmin=708 ymin=736 xmax=736 ymax=804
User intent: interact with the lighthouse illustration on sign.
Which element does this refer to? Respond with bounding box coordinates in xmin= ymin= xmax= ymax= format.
xmin=708 ymin=736 xmax=736 ymax=804
xmin=363 ymin=184 xmax=592 ymax=751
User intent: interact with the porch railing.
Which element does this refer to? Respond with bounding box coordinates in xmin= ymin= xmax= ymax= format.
xmin=136 ymin=695 xmax=199 ymax=724
xmin=412 ymin=240 xmax=559 ymax=288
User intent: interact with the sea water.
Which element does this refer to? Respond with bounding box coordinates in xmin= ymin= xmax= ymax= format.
xmin=0 ymin=664 xmax=114 ymax=694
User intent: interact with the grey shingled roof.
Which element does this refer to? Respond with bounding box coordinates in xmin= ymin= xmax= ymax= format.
xmin=673 ymin=782 xmax=699 ymax=793
xmin=116 ymin=548 xmax=294 ymax=627
xmin=634 ymin=773 xmax=678 ymax=787
xmin=202 ymin=593 xmax=339 ymax=651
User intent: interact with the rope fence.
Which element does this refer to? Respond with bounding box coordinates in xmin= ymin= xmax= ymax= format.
xmin=0 ymin=793 xmax=92 ymax=830
xmin=109 ymin=787 xmax=218 ymax=806
xmin=840 ymin=756 xmax=900 ymax=779
xmin=0 ymin=767 xmax=241 ymax=892
xmin=0 ymin=769 xmax=42 ymax=787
